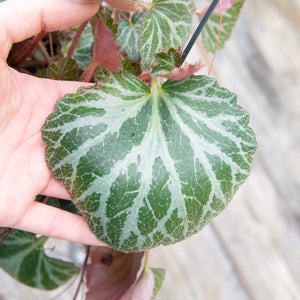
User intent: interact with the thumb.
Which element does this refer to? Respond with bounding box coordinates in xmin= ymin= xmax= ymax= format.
xmin=0 ymin=0 xmax=100 ymax=60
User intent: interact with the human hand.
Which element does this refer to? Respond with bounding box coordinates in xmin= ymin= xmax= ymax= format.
xmin=0 ymin=0 xmax=105 ymax=246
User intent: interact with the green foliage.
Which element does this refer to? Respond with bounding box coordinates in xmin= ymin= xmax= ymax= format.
xmin=151 ymin=48 xmax=181 ymax=77
xmin=3 ymin=0 xmax=254 ymax=297
xmin=42 ymin=72 xmax=256 ymax=252
xmin=0 ymin=230 xmax=79 ymax=290
xmin=116 ymin=12 xmax=144 ymax=62
xmin=202 ymin=0 xmax=245 ymax=52
xmin=72 ymin=23 xmax=94 ymax=69
xmin=47 ymin=57 xmax=78 ymax=81
xmin=140 ymin=0 xmax=194 ymax=68
xmin=151 ymin=268 xmax=166 ymax=299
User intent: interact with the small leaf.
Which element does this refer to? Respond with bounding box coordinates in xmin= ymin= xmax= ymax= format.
xmin=105 ymin=0 xmax=141 ymax=12
xmin=202 ymin=0 xmax=245 ymax=52
xmin=72 ymin=23 xmax=94 ymax=69
xmin=0 ymin=230 xmax=79 ymax=290
xmin=151 ymin=48 xmax=181 ymax=77
xmin=47 ymin=57 xmax=78 ymax=81
xmin=140 ymin=0 xmax=194 ymax=69
xmin=116 ymin=12 xmax=144 ymax=62
xmin=86 ymin=246 xmax=144 ymax=300
xmin=150 ymin=268 xmax=166 ymax=299
xmin=93 ymin=16 xmax=123 ymax=72
xmin=94 ymin=67 xmax=110 ymax=82
xmin=42 ymin=72 xmax=257 ymax=252
xmin=121 ymin=57 xmax=142 ymax=76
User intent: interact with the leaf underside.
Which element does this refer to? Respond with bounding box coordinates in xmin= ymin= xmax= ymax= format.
xmin=0 ymin=230 xmax=79 ymax=290
xmin=42 ymin=72 xmax=256 ymax=252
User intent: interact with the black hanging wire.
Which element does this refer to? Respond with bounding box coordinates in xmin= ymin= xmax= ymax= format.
xmin=180 ymin=0 xmax=220 ymax=66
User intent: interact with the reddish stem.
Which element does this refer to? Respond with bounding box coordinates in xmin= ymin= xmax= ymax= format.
xmin=80 ymin=60 xmax=97 ymax=82
xmin=208 ymin=0 xmax=223 ymax=75
xmin=48 ymin=32 xmax=55 ymax=63
xmin=0 ymin=228 xmax=13 ymax=244
xmin=12 ymin=30 xmax=47 ymax=65
xmin=67 ymin=21 xmax=88 ymax=58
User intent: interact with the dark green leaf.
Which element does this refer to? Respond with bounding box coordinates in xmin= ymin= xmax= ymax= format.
xmin=151 ymin=48 xmax=181 ymax=77
xmin=42 ymin=72 xmax=257 ymax=252
xmin=47 ymin=57 xmax=78 ymax=81
xmin=0 ymin=230 xmax=79 ymax=290
xmin=121 ymin=57 xmax=142 ymax=76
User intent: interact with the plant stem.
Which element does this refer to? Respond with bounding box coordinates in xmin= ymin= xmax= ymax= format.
xmin=12 ymin=30 xmax=47 ymax=65
xmin=80 ymin=61 xmax=97 ymax=82
xmin=48 ymin=32 xmax=55 ymax=63
xmin=67 ymin=21 xmax=88 ymax=58
xmin=37 ymin=41 xmax=52 ymax=64
xmin=0 ymin=228 xmax=13 ymax=244
xmin=73 ymin=245 xmax=90 ymax=300
xmin=143 ymin=250 xmax=150 ymax=272
xmin=208 ymin=0 xmax=223 ymax=75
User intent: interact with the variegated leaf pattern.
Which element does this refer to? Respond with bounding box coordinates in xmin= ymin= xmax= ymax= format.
xmin=116 ymin=12 xmax=144 ymax=62
xmin=140 ymin=0 xmax=194 ymax=69
xmin=202 ymin=0 xmax=245 ymax=53
xmin=72 ymin=23 xmax=94 ymax=69
xmin=42 ymin=72 xmax=257 ymax=252
xmin=0 ymin=230 xmax=79 ymax=290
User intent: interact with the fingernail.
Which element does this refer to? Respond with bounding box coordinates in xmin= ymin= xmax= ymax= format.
xmin=72 ymin=0 xmax=101 ymax=3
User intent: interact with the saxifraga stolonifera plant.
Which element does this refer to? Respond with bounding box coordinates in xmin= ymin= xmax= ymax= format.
xmin=0 ymin=0 xmax=256 ymax=298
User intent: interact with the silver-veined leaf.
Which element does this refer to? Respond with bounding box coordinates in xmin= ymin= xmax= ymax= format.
xmin=116 ymin=12 xmax=144 ymax=62
xmin=140 ymin=0 xmax=194 ymax=69
xmin=72 ymin=23 xmax=94 ymax=69
xmin=42 ymin=72 xmax=256 ymax=252
xmin=0 ymin=230 xmax=79 ymax=290
xmin=202 ymin=0 xmax=245 ymax=52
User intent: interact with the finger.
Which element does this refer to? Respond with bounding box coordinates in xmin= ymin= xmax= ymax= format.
xmin=0 ymin=0 xmax=99 ymax=59
xmin=41 ymin=177 xmax=72 ymax=200
xmin=13 ymin=201 xmax=106 ymax=246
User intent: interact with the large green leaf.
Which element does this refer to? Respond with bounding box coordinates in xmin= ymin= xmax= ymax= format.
xmin=140 ymin=0 xmax=194 ymax=69
xmin=0 ymin=230 xmax=79 ymax=290
xmin=202 ymin=0 xmax=245 ymax=53
xmin=42 ymin=72 xmax=256 ymax=252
